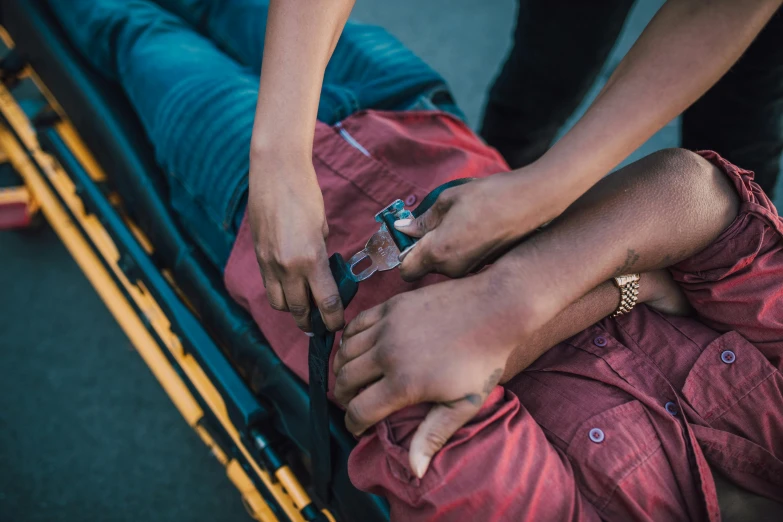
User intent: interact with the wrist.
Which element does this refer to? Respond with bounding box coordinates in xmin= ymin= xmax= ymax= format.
xmin=251 ymin=124 xmax=313 ymax=161
xmin=250 ymin=138 xmax=315 ymax=182
xmin=610 ymin=270 xmax=683 ymax=316
xmin=636 ymin=270 xmax=672 ymax=304
xmin=505 ymin=161 xmax=576 ymax=227
xmin=533 ymin=139 xmax=615 ymax=207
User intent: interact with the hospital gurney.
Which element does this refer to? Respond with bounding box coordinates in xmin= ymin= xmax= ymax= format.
xmin=0 ymin=1 xmax=389 ymax=520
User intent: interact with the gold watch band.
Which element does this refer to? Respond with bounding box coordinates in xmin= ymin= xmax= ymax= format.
xmin=612 ymin=274 xmax=641 ymax=317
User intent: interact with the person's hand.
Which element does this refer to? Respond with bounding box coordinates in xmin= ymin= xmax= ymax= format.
xmin=333 ymin=272 xmax=523 ymax=478
xmin=395 ymin=164 xmax=568 ymax=281
xmin=247 ymin=150 xmax=344 ymax=333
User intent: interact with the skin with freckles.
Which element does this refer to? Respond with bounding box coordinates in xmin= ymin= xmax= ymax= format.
xmin=334 ymin=149 xmax=739 ymax=477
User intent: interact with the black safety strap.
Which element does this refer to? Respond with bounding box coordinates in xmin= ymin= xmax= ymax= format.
xmin=308 ymin=253 xmax=358 ymax=503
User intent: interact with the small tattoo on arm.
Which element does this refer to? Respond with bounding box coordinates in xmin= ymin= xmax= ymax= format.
xmin=615 ymin=248 xmax=640 ymax=276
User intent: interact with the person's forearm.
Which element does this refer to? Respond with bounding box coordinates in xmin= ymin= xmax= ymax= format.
xmin=489 ymin=149 xmax=739 ymax=338
xmin=501 ymin=280 xmax=618 ymax=382
xmin=251 ymin=0 xmax=355 ymax=159
xmin=532 ymin=0 xmax=781 ymax=209
xmin=501 ymin=270 xmax=682 ymax=382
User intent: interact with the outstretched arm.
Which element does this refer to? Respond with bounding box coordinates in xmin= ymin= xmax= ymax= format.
xmin=253 ymin=0 xmax=354 ymax=153
xmin=396 ymin=0 xmax=781 ymax=281
xmin=248 ymin=0 xmax=355 ymax=334
xmin=500 ymin=268 xmax=690 ymax=383
xmin=494 ymin=148 xmax=739 ymax=333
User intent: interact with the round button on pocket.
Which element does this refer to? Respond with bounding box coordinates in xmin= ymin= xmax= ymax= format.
xmin=593 ymin=336 xmax=608 ymax=347
xmin=588 ymin=428 xmax=605 ymax=443
xmin=721 ymin=350 xmax=736 ymax=364
xmin=665 ymin=401 xmax=678 ymax=416
xmin=405 ymin=194 xmax=417 ymax=206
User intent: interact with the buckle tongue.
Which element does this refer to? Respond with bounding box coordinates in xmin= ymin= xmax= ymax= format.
xmin=348 ymin=199 xmax=414 ymax=282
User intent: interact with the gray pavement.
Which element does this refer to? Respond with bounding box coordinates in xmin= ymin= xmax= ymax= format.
xmin=1 ymin=1 xmax=781 ymax=521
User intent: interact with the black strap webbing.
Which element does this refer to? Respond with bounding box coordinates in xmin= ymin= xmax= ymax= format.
xmin=308 ymin=253 xmax=358 ymax=504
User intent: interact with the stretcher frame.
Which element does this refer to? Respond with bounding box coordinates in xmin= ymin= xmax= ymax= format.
xmin=0 ymin=27 xmax=335 ymax=522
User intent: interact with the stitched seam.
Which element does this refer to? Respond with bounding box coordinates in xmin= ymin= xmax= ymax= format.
xmin=686 ymin=334 xmax=773 ymax=417
xmin=312 ymin=127 xmax=423 ymax=206
xmin=613 ymin=311 xmax=701 ymax=382
xmin=745 ymin=201 xmax=783 ymax=235
xmin=537 ymin=420 xmax=570 ymax=448
xmin=222 ymin=172 xmax=249 ymax=230
xmin=311 ymin=152 xmax=385 ymax=207
xmin=698 ymin=438 xmax=783 ymax=481
xmin=648 ymin=309 xmax=707 ymax=361
xmin=703 ymin=369 xmax=776 ymax=421
xmin=560 ymin=337 xmax=645 ymax=394
xmin=521 ymin=372 xmax=600 ymax=448
xmin=167 ymin=168 xmax=226 ymax=230
xmin=597 ymin=443 xmax=664 ymax=511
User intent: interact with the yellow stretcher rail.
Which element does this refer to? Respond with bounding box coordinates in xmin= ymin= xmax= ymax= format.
xmin=0 ymin=30 xmax=333 ymax=522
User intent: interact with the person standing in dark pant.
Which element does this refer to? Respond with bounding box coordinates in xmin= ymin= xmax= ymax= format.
xmin=481 ymin=1 xmax=783 ymax=196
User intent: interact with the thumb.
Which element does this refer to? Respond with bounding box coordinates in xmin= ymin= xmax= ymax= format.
xmin=394 ymin=206 xmax=442 ymax=239
xmin=409 ymin=397 xmax=482 ymax=479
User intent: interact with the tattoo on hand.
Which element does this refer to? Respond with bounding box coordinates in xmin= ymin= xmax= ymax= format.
xmin=615 ymin=248 xmax=640 ymax=275
xmin=451 ymin=368 xmax=504 ymax=408
xmin=463 ymin=394 xmax=482 ymax=407
xmin=483 ymin=368 xmax=503 ymax=395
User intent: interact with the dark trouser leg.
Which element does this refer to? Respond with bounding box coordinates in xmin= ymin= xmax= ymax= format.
xmin=150 ymin=0 xmax=269 ymax=71
xmin=681 ymin=9 xmax=783 ymax=197
xmin=480 ymin=0 xmax=635 ymax=168
xmin=152 ymin=0 xmax=460 ymax=122
xmin=47 ymin=0 xmax=258 ymax=268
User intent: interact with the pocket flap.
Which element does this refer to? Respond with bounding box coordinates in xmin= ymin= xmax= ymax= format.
xmin=567 ymin=400 xmax=661 ymax=508
xmin=682 ymin=331 xmax=776 ymax=422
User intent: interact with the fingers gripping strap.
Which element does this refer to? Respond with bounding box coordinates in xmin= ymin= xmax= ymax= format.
xmin=378 ymin=211 xmax=416 ymax=252
xmin=375 ymin=177 xmax=476 ymax=253
xmin=411 ymin=177 xmax=474 ymax=218
xmin=308 ymin=253 xmax=358 ymax=503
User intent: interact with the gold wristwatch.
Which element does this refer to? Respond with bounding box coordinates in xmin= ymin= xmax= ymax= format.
xmin=612 ymin=274 xmax=641 ymax=317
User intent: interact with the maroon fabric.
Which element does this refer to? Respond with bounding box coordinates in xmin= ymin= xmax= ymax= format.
xmin=225 ymin=110 xmax=507 ymax=385
xmin=224 ymin=113 xmax=783 ymax=521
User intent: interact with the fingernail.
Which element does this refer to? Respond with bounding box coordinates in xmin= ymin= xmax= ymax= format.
xmin=394 ymin=219 xmax=412 ymax=229
xmin=305 ymin=332 xmax=315 ymax=337
xmin=398 ymin=243 xmax=416 ymax=262
xmin=411 ymin=453 xmax=431 ymax=479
